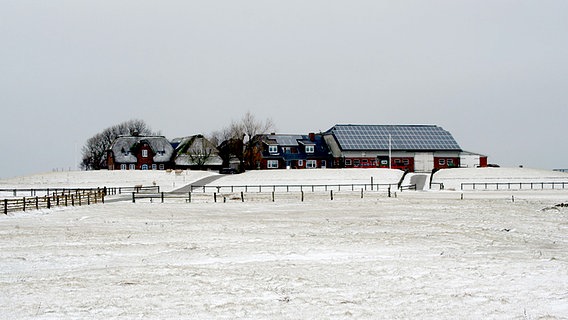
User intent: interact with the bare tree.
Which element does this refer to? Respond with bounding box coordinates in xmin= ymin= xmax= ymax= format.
xmin=176 ymin=135 xmax=216 ymax=170
xmin=81 ymin=119 xmax=159 ymax=170
xmin=211 ymin=111 xmax=275 ymax=171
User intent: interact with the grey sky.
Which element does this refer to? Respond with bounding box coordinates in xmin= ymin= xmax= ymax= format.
xmin=1 ymin=1 xmax=567 ymax=178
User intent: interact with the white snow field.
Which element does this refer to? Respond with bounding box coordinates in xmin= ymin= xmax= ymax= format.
xmin=1 ymin=168 xmax=568 ymax=319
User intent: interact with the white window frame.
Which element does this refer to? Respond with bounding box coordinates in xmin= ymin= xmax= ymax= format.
xmin=447 ymin=159 xmax=454 ymax=166
xmin=267 ymin=160 xmax=279 ymax=169
xmin=439 ymin=159 xmax=446 ymax=165
xmin=141 ymin=164 xmax=149 ymax=170
xmin=142 ymin=149 xmax=148 ymax=158
xmin=298 ymin=160 xmax=303 ymax=167
xmin=306 ymin=160 xmax=317 ymax=168
xmin=268 ymin=145 xmax=278 ymax=154
xmin=321 ymin=160 xmax=326 ymax=168
xmin=345 ymin=159 xmax=352 ymax=166
xmin=305 ymin=145 xmax=315 ymax=153
xmin=129 ymin=164 xmax=136 ymax=170
xmin=152 ymin=164 xmax=157 ymax=170
xmin=159 ymin=164 xmax=165 ymax=170
xmin=120 ymin=164 xmax=127 ymax=170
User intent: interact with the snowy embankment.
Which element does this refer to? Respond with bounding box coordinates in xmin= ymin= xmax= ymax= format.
xmin=205 ymin=168 xmax=403 ymax=186
xmin=0 ymin=170 xmax=217 ymax=193
xmin=432 ymin=167 xmax=568 ymax=191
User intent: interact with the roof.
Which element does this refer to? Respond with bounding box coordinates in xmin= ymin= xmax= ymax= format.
xmin=326 ymin=124 xmax=462 ymax=151
xmin=110 ymin=136 xmax=174 ymax=163
xmin=258 ymin=133 xmax=330 ymax=160
xmin=173 ymin=135 xmax=223 ymax=167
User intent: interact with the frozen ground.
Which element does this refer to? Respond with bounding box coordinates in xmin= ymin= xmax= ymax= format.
xmin=1 ymin=168 xmax=568 ymax=319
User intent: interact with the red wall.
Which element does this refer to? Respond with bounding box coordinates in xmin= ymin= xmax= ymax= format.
xmin=434 ymin=157 xmax=460 ymax=169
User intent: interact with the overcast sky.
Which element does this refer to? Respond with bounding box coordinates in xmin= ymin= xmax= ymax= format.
xmin=1 ymin=1 xmax=567 ymax=178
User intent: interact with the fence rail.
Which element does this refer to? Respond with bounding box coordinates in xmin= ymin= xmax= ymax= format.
xmin=460 ymin=182 xmax=568 ymax=191
xmin=189 ymin=183 xmax=403 ymax=193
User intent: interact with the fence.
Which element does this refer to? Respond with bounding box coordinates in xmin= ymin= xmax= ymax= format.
xmin=132 ymin=185 xmax=412 ymax=204
xmin=0 ymin=186 xmax=160 ymax=198
xmin=3 ymin=189 xmax=106 ymax=215
xmin=460 ymin=182 xmax=568 ymax=191
xmin=188 ymin=183 xmax=404 ymax=193
xmin=1 ymin=186 xmax=160 ymax=214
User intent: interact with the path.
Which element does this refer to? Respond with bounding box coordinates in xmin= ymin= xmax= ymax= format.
xmin=172 ymin=174 xmax=225 ymax=193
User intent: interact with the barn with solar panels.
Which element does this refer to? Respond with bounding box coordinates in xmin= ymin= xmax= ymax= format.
xmin=324 ymin=124 xmax=470 ymax=172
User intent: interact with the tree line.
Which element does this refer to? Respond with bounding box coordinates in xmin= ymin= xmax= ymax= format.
xmin=81 ymin=112 xmax=275 ymax=172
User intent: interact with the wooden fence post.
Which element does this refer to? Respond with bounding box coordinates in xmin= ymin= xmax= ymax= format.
xmin=301 ymin=191 xmax=304 ymax=202
xmin=4 ymin=199 xmax=7 ymax=215
xmin=132 ymin=192 xmax=136 ymax=203
xmin=23 ymin=197 xmax=26 ymax=211
xmin=241 ymin=192 xmax=244 ymax=202
xmin=330 ymin=190 xmax=333 ymax=201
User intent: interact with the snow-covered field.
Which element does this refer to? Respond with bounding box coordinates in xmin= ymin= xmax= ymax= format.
xmin=1 ymin=168 xmax=568 ymax=319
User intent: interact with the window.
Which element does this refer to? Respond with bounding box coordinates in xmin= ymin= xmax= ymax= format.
xmin=152 ymin=164 xmax=157 ymax=170
xmin=305 ymin=145 xmax=315 ymax=153
xmin=267 ymin=160 xmax=279 ymax=168
xmin=321 ymin=160 xmax=326 ymax=168
xmin=129 ymin=164 xmax=136 ymax=170
xmin=353 ymin=159 xmax=360 ymax=167
xmin=298 ymin=160 xmax=304 ymax=167
xmin=142 ymin=149 xmax=148 ymax=158
xmin=362 ymin=159 xmax=368 ymax=163
xmin=345 ymin=159 xmax=352 ymax=166
xmin=141 ymin=164 xmax=149 ymax=170
xmin=403 ymin=159 xmax=410 ymax=165
xmin=439 ymin=159 xmax=445 ymax=165
xmin=447 ymin=159 xmax=454 ymax=166
xmin=120 ymin=164 xmax=126 ymax=170
xmin=306 ymin=160 xmax=317 ymax=168
xmin=268 ymin=145 xmax=278 ymax=154
xmin=159 ymin=164 xmax=165 ymax=170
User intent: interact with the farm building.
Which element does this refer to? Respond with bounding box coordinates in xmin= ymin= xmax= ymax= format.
xmin=171 ymin=135 xmax=223 ymax=170
xmin=323 ymin=124 xmax=480 ymax=172
xmin=107 ymin=134 xmax=174 ymax=170
xmin=249 ymin=133 xmax=332 ymax=169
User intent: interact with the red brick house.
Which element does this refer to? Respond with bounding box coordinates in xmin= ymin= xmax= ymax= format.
xmin=107 ymin=134 xmax=174 ymax=170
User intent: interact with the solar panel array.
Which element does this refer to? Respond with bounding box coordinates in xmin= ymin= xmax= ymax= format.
xmin=330 ymin=125 xmax=461 ymax=151
xmin=274 ymin=135 xmax=305 ymax=146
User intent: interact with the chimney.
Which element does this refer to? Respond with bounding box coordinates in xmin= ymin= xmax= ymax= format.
xmin=309 ymin=132 xmax=315 ymax=141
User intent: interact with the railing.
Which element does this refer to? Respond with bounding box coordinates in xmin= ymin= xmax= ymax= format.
xmin=460 ymin=182 xmax=568 ymax=191
xmin=430 ymin=182 xmax=445 ymax=190
xmin=187 ymin=183 xmax=406 ymax=193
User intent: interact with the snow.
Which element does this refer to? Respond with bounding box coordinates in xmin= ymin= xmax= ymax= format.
xmin=1 ymin=168 xmax=568 ymax=319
